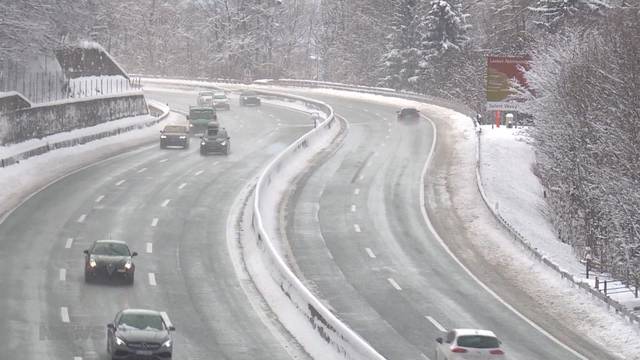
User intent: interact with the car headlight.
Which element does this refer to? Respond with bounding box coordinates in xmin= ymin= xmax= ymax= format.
xmin=124 ymin=261 xmax=132 ymax=270
xmin=179 ymin=135 xmax=187 ymax=139
xmin=219 ymin=141 xmax=226 ymax=146
xmin=189 ymin=123 xmax=194 ymax=127
xmin=160 ymin=135 xmax=167 ymax=139
xmin=162 ymin=339 xmax=171 ymax=348
xmin=200 ymin=142 xmax=206 ymax=146
xmin=115 ymin=336 xmax=126 ymax=346
xmin=89 ymin=258 xmax=97 ymax=268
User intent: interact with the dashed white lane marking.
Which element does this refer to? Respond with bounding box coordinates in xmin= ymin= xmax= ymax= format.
xmin=388 ymin=128 xmax=392 ymax=133
xmin=115 ymin=179 xmax=126 ymax=186
xmin=60 ymin=307 xmax=70 ymax=323
xmin=327 ymin=251 xmax=334 ymax=260
xmin=95 ymin=195 xmax=105 ymax=203
xmin=65 ymin=238 xmax=74 ymax=248
xmin=159 ymin=158 xmax=168 ymax=163
xmin=385 ymin=134 xmax=390 ymax=139
xmin=151 ymin=218 xmax=159 ymax=227
xmin=146 ymin=242 xmax=153 ymax=254
xmin=161 ymin=199 xmax=171 ymax=207
xmin=426 ymin=316 xmax=447 ymax=332
xmin=178 ymin=183 xmax=187 ymax=189
xmin=137 ymin=167 xmax=147 ymax=173
xmin=354 ymin=188 xmax=360 ymax=195
xmin=148 ymin=273 xmax=157 ymax=286
xmin=388 ymin=278 xmax=402 ymax=291
xmin=365 ymin=248 xmax=376 ymax=259
xmin=351 ymin=204 xmax=356 ymax=212
xmin=359 ymin=175 xmax=364 ymax=180
xmin=59 ymin=269 xmax=66 ymax=281
xmin=73 ymin=357 xmax=82 ymax=360
xmin=354 ymin=224 xmax=361 ymax=233
xmin=195 ymin=170 xmax=204 ymax=176
xmin=77 ymin=214 xmax=86 ymax=223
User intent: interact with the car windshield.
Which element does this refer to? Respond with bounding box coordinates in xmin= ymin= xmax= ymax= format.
xmin=118 ymin=313 xmax=164 ymax=331
xmin=242 ymin=92 xmax=257 ymax=96
xmin=402 ymin=108 xmax=418 ymax=115
xmin=456 ymin=335 xmax=500 ymax=349
xmin=190 ymin=109 xmax=214 ymax=118
xmin=92 ymin=242 xmax=130 ymax=256
xmin=163 ymin=126 xmax=186 ymax=133
xmin=214 ymin=94 xmax=226 ymax=99
xmin=199 ymin=92 xmax=213 ymax=97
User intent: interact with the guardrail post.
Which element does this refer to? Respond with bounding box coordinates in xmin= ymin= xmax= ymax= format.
xmin=635 ymin=278 xmax=638 ymax=298
xmin=595 ymin=276 xmax=599 ymax=290
xmin=604 ymin=280 xmax=608 ymax=296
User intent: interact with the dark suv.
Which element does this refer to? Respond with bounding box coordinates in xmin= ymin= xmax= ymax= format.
xmin=200 ymin=122 xmax=230 ymax=155
xmin=107 ymin=309 xmax=175 ymax=359
xmin=239 ymin=91 xmax=261 ymax=106
xmin=160 ymin=124 xmax=189 ymax=149
xmin=397 ymin=107 xmax=420 ymax=122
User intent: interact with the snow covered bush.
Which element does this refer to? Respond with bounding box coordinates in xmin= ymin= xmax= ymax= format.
xmin=522 ymin=8 xmax=640 ymax=282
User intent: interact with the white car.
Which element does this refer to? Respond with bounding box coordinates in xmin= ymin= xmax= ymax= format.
xmin=213 ymin=92 xmax=230 ymax=110
xmin=435 ymin=329 xmax=506 ymax=359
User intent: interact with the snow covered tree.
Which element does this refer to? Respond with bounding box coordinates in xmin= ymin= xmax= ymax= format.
xmin=380 ymin=0 xmax=423 ymax=89
xmin=420 ymin=0 xmax=470 ymax=56
xmin=528 ymin=0 xmax=611 ymax=32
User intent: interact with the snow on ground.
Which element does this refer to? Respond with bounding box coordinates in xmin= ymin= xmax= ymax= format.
xmin=479 ymin=125 xmax=640 ymax=311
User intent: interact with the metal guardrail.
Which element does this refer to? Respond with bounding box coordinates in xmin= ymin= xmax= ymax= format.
xmin=0 ymin=99 xmax=169 ymax=169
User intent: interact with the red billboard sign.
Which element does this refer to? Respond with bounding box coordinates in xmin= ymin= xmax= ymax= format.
xmin=486 ymin=56 xmax=530 ymax=111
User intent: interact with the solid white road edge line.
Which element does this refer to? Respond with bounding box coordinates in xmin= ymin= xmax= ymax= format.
xmin=354 ymin=224 xmax=361 ymax=233
xmin=426 ymin=316 xmax=447 ymax=333
xmin=420 ymin=115 xmax=588 ymax=360
xmin=387 ymin=278 xmax=402 ymax=291
xmin=146 ymin=242 xmax=153 ymax=253
xmin=148 ymin=273 xmax=157 ymax=286
xmin=59 ymin=269 xmax=66 ymax=281
xmin=60 ymin=307 xmax=70 ymax=323
xmin=77 ymin=214 xmax=86 ymax=223
xmin=161 ymin=199 xmax=170 ymax=207
xmin=365 ymin=248 xmax=376 ymax=259
xmin=65 ymin=238 xmax=73 ymax=249
xmin=95 ymin=195 xmax=105 ymax=203
xmin=151 ymin=218 xmax=159 ymax=227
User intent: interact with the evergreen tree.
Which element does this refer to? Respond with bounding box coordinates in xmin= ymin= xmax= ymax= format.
xmin=380 ymin=0 xmax=422 ymax=89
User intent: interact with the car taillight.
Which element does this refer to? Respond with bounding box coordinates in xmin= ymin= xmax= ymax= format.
xmin=490 ymin=349 xmax=505 ymax=355
xmin=451 ymin=347 xmax=467 ymax=353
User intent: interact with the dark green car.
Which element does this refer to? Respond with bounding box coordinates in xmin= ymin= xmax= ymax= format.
xmin=187 ymin=106 xmax=217 ymax=135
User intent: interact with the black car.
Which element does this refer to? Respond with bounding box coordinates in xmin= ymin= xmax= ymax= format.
xmin=200 ymin=122 xmax=230 ymax=155
xmin=239 ymin=91 xmax=261 ymax=106
xmin=107 ymin=309 xmax=175 ymax=360
xmin=160 ymin=124 xmax=189 ymax=149
xmin=84 ymin=240 xmax=137 ymax=284
xmin=397 ymin=107 xmax=420 ymax=122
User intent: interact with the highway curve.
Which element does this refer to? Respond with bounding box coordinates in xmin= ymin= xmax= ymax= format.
xmin=280 ymin=91 xmax=615 ymax=360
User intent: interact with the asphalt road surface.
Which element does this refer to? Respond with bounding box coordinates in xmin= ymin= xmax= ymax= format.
xmin=0 ymin=88 xmax=313 ymax=360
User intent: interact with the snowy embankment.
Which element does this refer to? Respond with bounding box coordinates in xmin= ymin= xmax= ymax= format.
xmin=0 ymin=100 xmax=171 ymax=220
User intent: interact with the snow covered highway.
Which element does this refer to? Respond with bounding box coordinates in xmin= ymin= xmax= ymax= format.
xmin=0 ymin=84 xmax=623 ymax=360
xmin=0 ymin=87 xmax=314 ymax=360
